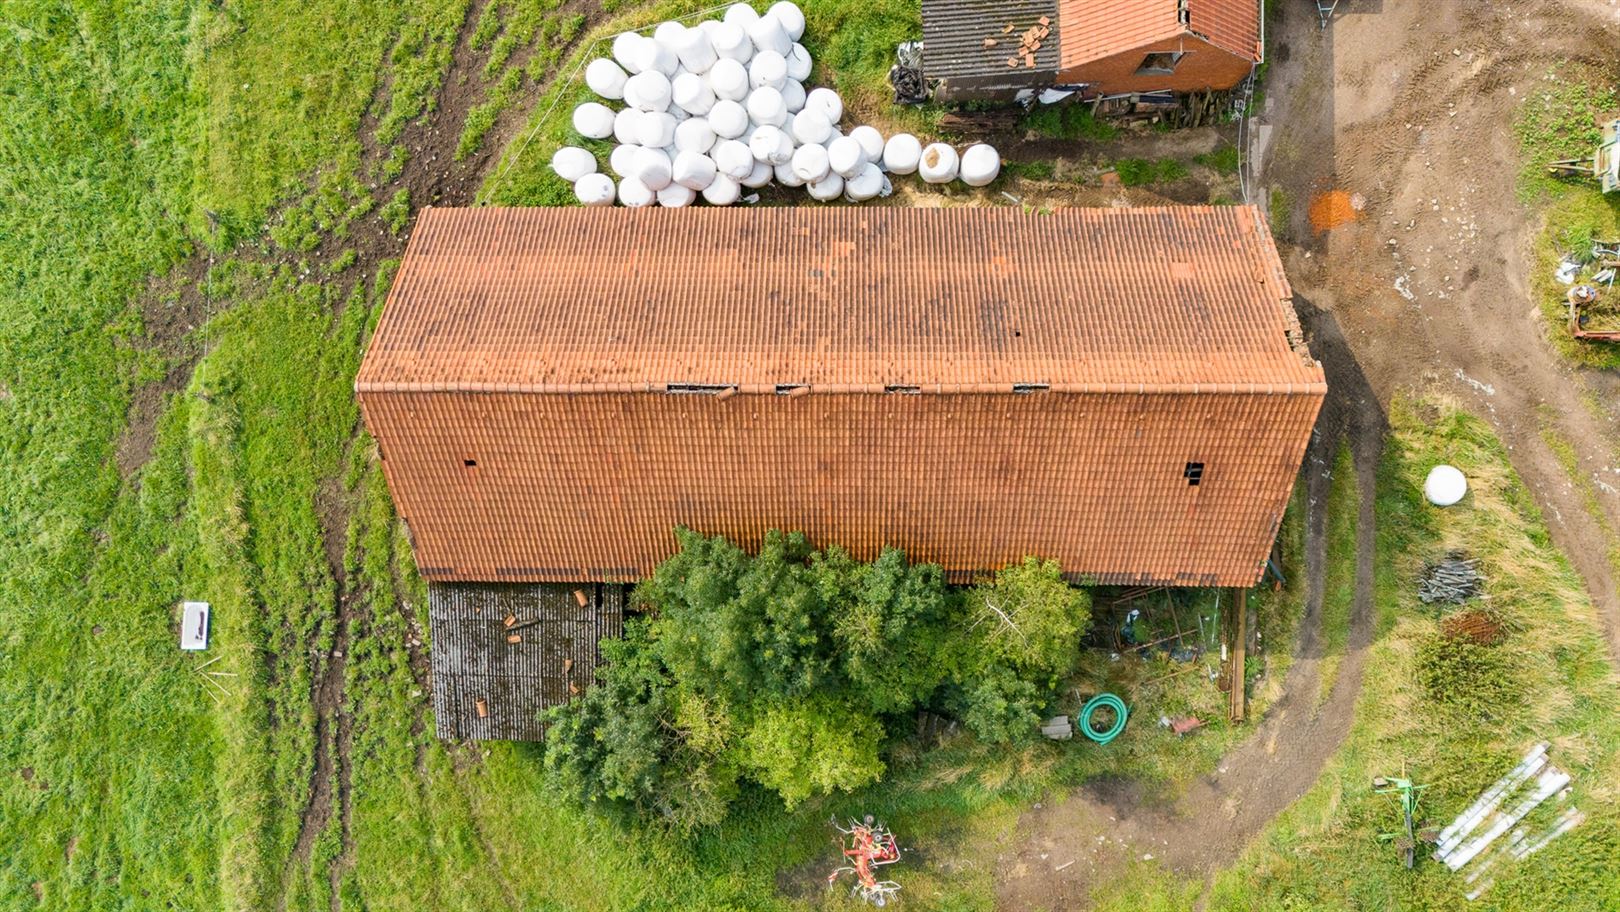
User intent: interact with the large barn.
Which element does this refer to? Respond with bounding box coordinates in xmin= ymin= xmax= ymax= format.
xmin=356 ymin=205 xmax=1324 ymax=591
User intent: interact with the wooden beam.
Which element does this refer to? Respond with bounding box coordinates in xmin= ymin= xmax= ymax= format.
xmin=1228 ymin=587 xmax=1248 ymax=723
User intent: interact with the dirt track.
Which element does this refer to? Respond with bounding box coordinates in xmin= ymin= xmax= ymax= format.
xmin=996 ymin=1 xmax=1620 ymax=908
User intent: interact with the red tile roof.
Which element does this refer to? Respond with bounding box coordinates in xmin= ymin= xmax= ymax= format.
xmin=1059 ymin=0 xmax=1260 ymax=69
xmin=357 ymin=206 xmax=1323 ymax=588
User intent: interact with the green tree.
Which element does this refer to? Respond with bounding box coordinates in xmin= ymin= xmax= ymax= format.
xmin=965 ymin=557 xmax=1092 ymax=679
xmin=817 ymin=546 xmax=958 ymax=713
xmin=739 ymin=697 xmax=886 ymax=809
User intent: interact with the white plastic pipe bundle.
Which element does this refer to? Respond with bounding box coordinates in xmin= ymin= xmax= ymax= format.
xmin=960 ymin=143 xmax=1001 ymax=187
xmin=919 ymin=143 xmax=960 ymax=184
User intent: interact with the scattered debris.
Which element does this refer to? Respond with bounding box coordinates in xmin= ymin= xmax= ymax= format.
xmin=1308 ymin=189 xmax=1363 ymax=233
xmin=180 ymin=600 xmax=210 ymax=651
xmin=1440 ymin=608 xmax=1503 ymax=645
xmin=1418 ymin=552 xmax=1484 ymax=604
xmin=1159 ymin=715 xmax=1206 ymax=737
xmin=1040 ymin=715 xmax=1074 ymax=740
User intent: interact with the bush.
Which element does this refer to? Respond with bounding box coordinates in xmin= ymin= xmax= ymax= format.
xmin=965 ymin=556 xmax=1092 ymax=679
xmin=1414 ymin=631 xmax=1521 ymax=721
xmin=740 ymin=698 xmax=885 ymax=808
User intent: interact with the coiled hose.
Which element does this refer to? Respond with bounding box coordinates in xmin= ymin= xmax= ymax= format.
xmin=1080 ymin=693 xmax=1129 ymax=744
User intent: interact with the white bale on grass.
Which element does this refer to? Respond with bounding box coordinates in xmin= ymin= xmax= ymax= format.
xmin=749 ymin=50 xmax=788 ymax=90
xmin=790 ymin=142 xmax=830 ymax=182
xmin=653 ymin=20 xmax=685 ymax=45
xmin=746 ymin=13 xmax=791 ymax=56
xmin=550 ymin=146 xmax=597 ymax=182
xmin=710 ymin=21 xmax=753 ymax=63
xmin=672 ymin=72 xmax=716 ymax=115
xmin=785 ymin=42 xmax=812 ymax=81
xmin=918 ymin=142 xmax=959 ymax=183
xmin=882 ymin=133 xmax=922 ymax=174
xmin=657 ymin=183 xmax=697 ymax=207
xmin=609 ymin=143 xmax=642 ymax=177
xmin=671 ymin=24 xmax=718 ymax=74
xmin=781 ymin=79 xmax=805 ymax=113
xmin=707 ymin=58 xmax=750 ymax=102
xmin=674 ymin=116 xmax=717 ymax=153
xmin=572 ymin=102 xmax=616 ymax=139
xmin=844 ymin=162 xmax=885 ymax=201
xmin=709 ymin=99 xmax=750 ymax=138
xmin=749 ymin=125 xmax=795 ymax=165
xmin=723 ymin=3 xmax=759 ymax=27
xmin=1425 ymin=465 xmax=1468 ymax=506
xmin=806 ymin=172 xmax=844 ymax=201
xmin=849 ymin=125 xmax=884 ymax=163
xmin=774 ymin=161 xmax=807 ymax=187
xmin=712 ymin=139 xmax=755 ymax=179
xmin=672 ymin=150 xmax=718 ymax=190
xmin=702 ymin=173 xmax=742 ymax=205
xmin=617 ymin=175 xmax=656 ymax=207
xmin=612 ymin=107 xmax=643 ymax=145
xmin=630 ymin=35 xmax=678 ymax=77
xmin=624 ymin=70 xmax=672 ymax=112
xmin=634 ymin=111 xmax=677 ymax=148
xmin=745 ymin=86 xmax=787 ymax=127
xmin=586 ymin=58 xmax=629 ymax=100
xmin=612 ymin=32 xmax=647 ymax=73
xmin=827 ymin=134 xmax=866 ymax=178
xmin=790 ymin=108 xmax=832 ymax=145
xmin=805 ymin=86 xmax=843 ymax=124
xmin=574 ymin=172 xmax=616 ymax=206
xmin=771 ymin=2 xmax=806 ymax=40
xmin=740 ymin=159 xmax=774 ymax=188
xmin=959 ymin=143 xmax=1001 ymax=186
xmin=634 ymin=147 xmax=674 ymax=191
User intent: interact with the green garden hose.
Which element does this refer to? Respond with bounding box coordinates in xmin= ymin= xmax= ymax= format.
xmin=1080 ymin=693 xmax=1129 ymax=744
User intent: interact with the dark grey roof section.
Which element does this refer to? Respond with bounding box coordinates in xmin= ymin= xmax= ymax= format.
xmin=429 ymin=582 xmax=626 ymax=741
xmin=922 ymin=0 xmax=1059 ymax=101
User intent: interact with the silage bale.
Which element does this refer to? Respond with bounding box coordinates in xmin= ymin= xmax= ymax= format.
xmin=630 ymin=34 xmax=678 ymax=77
xmin=586 ymin=58 xmax=629 ymax=100
xmin=770 ymin=2 xmax=806 ymax=41
xmin=781 ymin=79 xmax=805 ymax=114
xmin=702 ymin=173 xmax=742 ymax=205
xmin=849 ymin=125 xmax=884 ymax=163
xmin=707 ymin=58 xmax=750 ymax=102
xmin=712 ymin=139 xmax=755 ymax=179
xmin=613 ymin=107 xmax=643 ymax=145
xmin=882 ymin=133 xmax=922 ymax=174
xmin=624 ymin=70 xmax=672 ymax=113
xmin=723 ymin=3 xmax=759 ymax=27
xmin=749 ymin=125 xmax=795 ymax=165
xmin=635 ymin=111 xmax=677 ymax=149
xmin=805 ymin=87 xmax=843 ymax=124
xmin=774 ymin=161 xmax=807 ymax=187
xmin=674 ymin=117 xmax=717 ymax=154
xmin=657 ymin=183 xmax=697 ymax=207
xmin=740 ymin=159 xmax=774 ymax=188
xmin=785 ymin=42 xmax=812 ymax=81
xmin=844 ymin=162 xmax=884 ymax=201
xmin=612 ymin=32 xmax=647 ymax=73
xmin=672 ymin=151 xmax=718 ymax=190
xmin=790 ymin=108 xmax=831 ymax=145
xmin=806 ymin=172 xmax=844 ymax=201
xmin=572 ymin=102 xmax=617 ymax=140
xmin=746 ymin=13 xmax=791 ymax=56
xmin=609 ymin=143 xmax=642 ymax=178
xmin=653 ymin=20 xmax=685 ymax=45
xmin=551 ymin=146 xmax=597 ymax=182
xmin=634 ymin=147 xmax=674 ymax=191
xmin=827 ymin=135 xmax=866 ymax=178
xmin=672 ymin=73 xmax=716 ymax=116
xmin=575 ymin=172 xmax=616 ymax=206
xmin=709 ymin=99 xmax=750 ymax=139
xmin=617 ymin=175 xmax=656 ymax=207
xmin=671 ymin=25 xmax=717 ymax=74
xmin=791 ymin=142 xmax=831 ymax=182
xmin=749 ymin=50 xmax=788 ymax=91
xmin=918 ymin=143 xmax=960 ymax=184
xmin=959 ymin=143 xmax=1001 ymax=187
xmin=745 ymin=86 xmax=787 ymax=127
xmin=710 ymin=21 xmax=753 ymax=63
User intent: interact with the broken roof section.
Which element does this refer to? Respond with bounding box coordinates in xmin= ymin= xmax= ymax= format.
xmin=1059 ymin=0 xmax=1262 ymax=70
xmin=922 ymin=0 xmax=1059 ymax=101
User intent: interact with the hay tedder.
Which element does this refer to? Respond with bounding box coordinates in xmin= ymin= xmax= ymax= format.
xmin=1547 ymin=118 xmax=1620 ymax=194
xmin=827 ymin=816 xmax=902 ymax=906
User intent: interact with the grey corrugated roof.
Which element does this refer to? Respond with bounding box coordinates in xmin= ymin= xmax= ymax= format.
xmin=429 ymin=582 xmax=625 ymax=740
xmin=922 ymin=0 xmax=1059 ymax=100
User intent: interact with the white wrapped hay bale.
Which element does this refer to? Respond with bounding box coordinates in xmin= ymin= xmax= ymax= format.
xmin=631 ymin=35 xmax=678 ymax=77
xmin=959 ymin=143 xmax=1001 ymax=187
xmin=827 ymin=134 xmax=866 ymax=178
xmin=634 ymin=146 xmax=673 ymax=191
xmin=653 ymin=20 xmax=685 ymax=45
xmin=672 ymin=150 xmax=718 ymax=190
xmin=672 ymin=73 xmax=715 ymax=115
xmin=613 ymin=107 xmax=643 ymax=145
xmin=702 ymin=173 xmax=742 ymax=205
xmin=745 ymin=86 xmax=787 ymax=127
xmin=746 ymin=13 xmax=791 ymax=56
xmin=612 ymin=32 xmax=647 ymax=73
xmin=919 ymin=143 xmax=960 ymax=183
xmin=572 ymin=102 xmax=616 ymax=139
xmin=617 ymin=175 xmax=656 ymax=207
xmin=849 ymin=125 xmax=884 ymax=163
xmin=740 ymin=159 xmax=774 ymax=188
xmin=550 ymin=146 xmax=597 ymax=182
xmin=674 ymin=116 xmax=717 ymax=153
xmin=671 ymin=24 xmax=717 ymax=74
xmin=609 ymin=143 xmax=642 ymax=177
xmin=805 ymin=87 xmax=843 ymax=124
xmin=712 ymin=139 xmax=754 ymax=179
xmin=785 ymin=43 xmax=812 ymax=81
xmin=635 ymin=111 xmax=677 ymax=148
xmin=771 ymin=3 xmax=806 ymax=41
xmin=709 ymin=99 xmax=750 ymax=138
xmin=657 ymin=183 xmax=697 ymax=208
xmin=882 ymin=133 xmax=922 ymax=174
xmin=749 ymin=50 xmax=787 ymax=90
xmin=749 ymin=125 xmax=794 ymax=165
xmin=781 ymin=79 xmax=806 ymax=114
xmin=586 ymin=58 xmax=629 ymax=100
xmin=624 ymin=70 xmax=672 ymax=113
xmin=791 ymin=142 xmax=830 ymax=182
xmin=575 ymin=172 xmax=616 ymax=206
xmin=707 ymin=58 xmax=749 ymax=102
xmin=806 ymin=172 xmax=844 ymax=201
xmin=723 ymin=3 xmax=759 ymax=27
xmin=774 ymin=161 xmax=807 ymax=187
xmin=844 ymin=162 xmax=885 ymax=201
xmin=790 ymin=108 xmax=832 ymax=145
xmin=710 ymin=21 xmax=753 ymax=63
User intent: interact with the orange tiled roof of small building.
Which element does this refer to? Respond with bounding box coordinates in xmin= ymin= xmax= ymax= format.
xmin=1058 ymin=0 xmax=1261 ymax=69
xmin=355 ymin=205 xmax=1319 ymax=396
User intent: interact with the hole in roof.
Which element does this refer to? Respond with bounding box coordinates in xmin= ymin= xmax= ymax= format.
xmin=666 ymin=384 xmax=736 ymax=395
xmin=1184 ymin=461 xmax=1205 ymax=486
xmin=1013 ymin=383 xmax=1049 ymax=394
xmin=885 ymin=385 xmax=921 ymax=395
xmin=463 ymin=458 xmax=477 ymax=467
xmin=776 ymin=384 xmax=806 ymax=396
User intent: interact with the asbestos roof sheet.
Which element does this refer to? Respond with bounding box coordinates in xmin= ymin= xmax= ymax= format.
xmin=1059 ymin=0 xmax=1259 ymax=68
xmin=922 ymin=0 xmax=1059 ymax=90
xmin=356 ymin=205 xmax=1321 ymax=396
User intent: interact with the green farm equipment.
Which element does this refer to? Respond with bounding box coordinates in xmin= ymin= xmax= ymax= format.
xmin=1373 ymin=774 xmax=1439 ymax=869
xmin=1548 ymin=118 xmax=1620 ymax=194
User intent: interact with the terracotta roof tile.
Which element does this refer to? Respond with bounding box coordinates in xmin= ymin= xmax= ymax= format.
xmin=1059 ymin=0 xmax=1260 ymax=69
